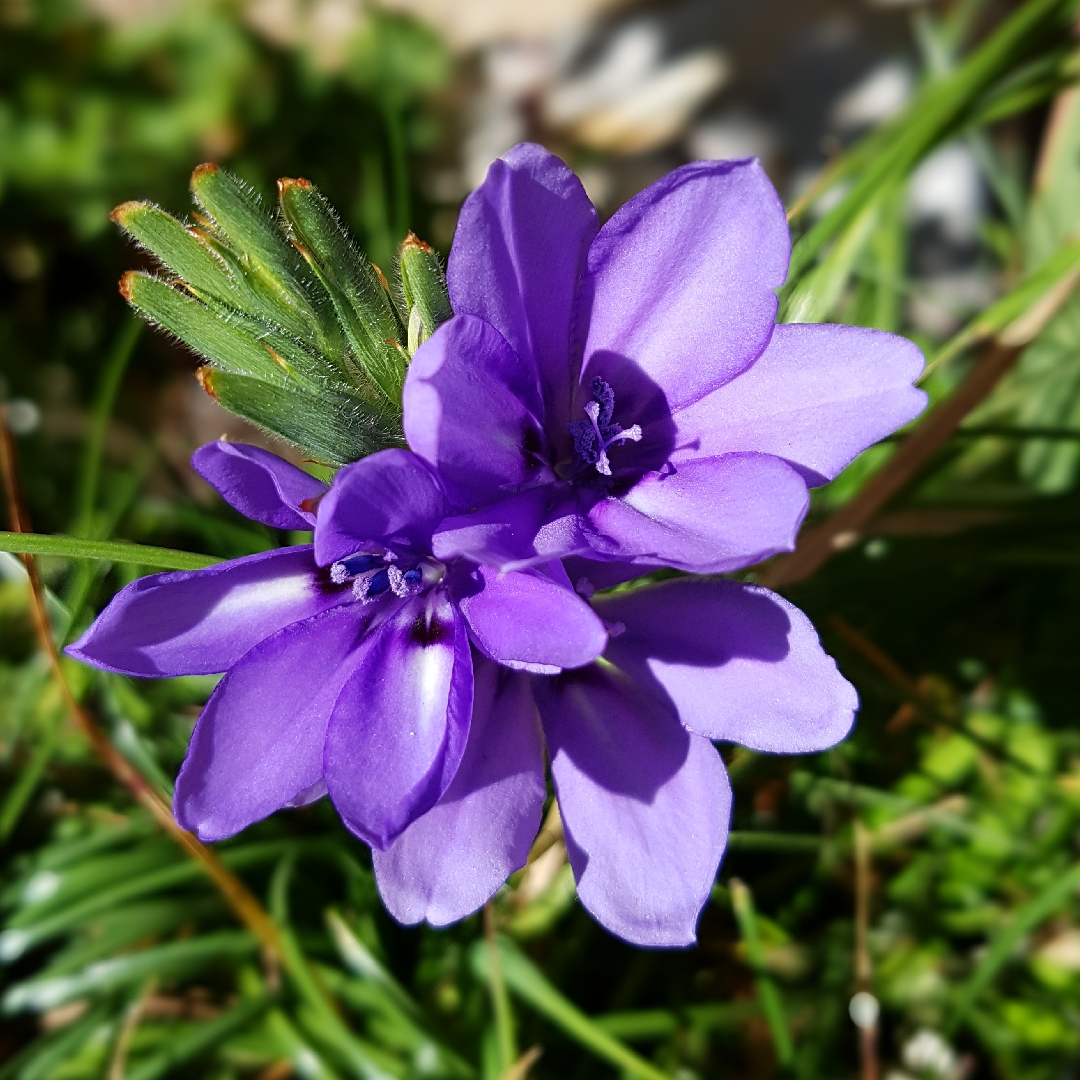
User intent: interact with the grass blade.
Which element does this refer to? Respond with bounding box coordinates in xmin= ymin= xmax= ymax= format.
xmin=0 ymin=532 xmax=221 ymax=570
xmin=730 ymin=879 xmax=794 ymax=1069
xmin=947 ymin=861 xmax=1080 ymax=1032
xmin=470 ymin=935 xmax=671 ymax=1080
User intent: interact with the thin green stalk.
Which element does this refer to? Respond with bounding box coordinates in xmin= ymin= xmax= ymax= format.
xmin=729 ymin=879 xmax=794 ymax=1070
xmin=0 ymin=532 xmax=222 ymax=571
xmin=921 ymin=236 xmax=1080 ymax=381
xmin=0 ymin=701 xmax=63 ymax=841
xmin=381 ymin=98 xmax=410 ymax=247
xmin=72 ymin=317 xmax=142 ymax=537
xmin=727 ymin=831 xmax=825 ymax=854
xmin=470 ymin=935 xmax=670 ymax=1080
xmin=271 ymin=856 xmax=400 ymax=1080
xmin=869 ymin=184 xmax=907 ymax=333
xmin=484 ymin=902 xmax=518 ymax=1073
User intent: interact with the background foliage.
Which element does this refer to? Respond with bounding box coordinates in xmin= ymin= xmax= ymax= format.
xmin=4 ymin=1 xmax=1080 ymax=1078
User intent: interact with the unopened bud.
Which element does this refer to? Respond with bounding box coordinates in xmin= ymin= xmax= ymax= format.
xmin=400 ymin=232 xmax=452 ymax=352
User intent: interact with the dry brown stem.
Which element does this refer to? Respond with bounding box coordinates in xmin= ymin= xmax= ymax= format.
xmin=0 ymin=406 xmax=282 ymax=961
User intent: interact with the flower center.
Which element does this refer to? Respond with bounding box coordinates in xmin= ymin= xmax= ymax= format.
xmin=570 ymin=377 xmax=642 ymax=477
xmin=330 ymin=550 xmax=442 ymax=603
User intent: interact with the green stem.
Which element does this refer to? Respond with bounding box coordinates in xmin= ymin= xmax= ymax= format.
xmin=484 ymin=903 xmax=518 ymax=1073
xmin=471 ymin=936 xmax=671 ymax=1080
xmin=73 ymin=317 xmax=142 ymax=537
xmin=0 ymin=532 xmax=222 ymax=571
xmin=730 ymin=879 xmax=794 ymax=1069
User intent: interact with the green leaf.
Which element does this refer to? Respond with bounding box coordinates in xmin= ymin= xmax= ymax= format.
xmin=0 ymin=532 xmax=221 ymax=571
xmin=948 ymin=862 xmax=1080 ymax=1032
xmin=783 ymin=193 xmax=886 ymax=324
xmin=469 ymin=935 xmax=671 ymax=1080
xmin=788 ymin=0 xmax=1072 ymax=285
xmin=729 ymin=879 xmax=794 ymax=1068
xmin=279 ymin=177 xmax=407 ymax=407
xmin=124 ymin=992 xmax=275 ymax=1080
xmin=925 ymin=237 xmax=1080 ymax=378
xmin=3 ymin=931 xmax=258 ymax=1013
xmin=1 ymin=842 xmax=296 ymax=958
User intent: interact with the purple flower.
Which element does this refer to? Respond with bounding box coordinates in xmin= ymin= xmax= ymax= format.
xmin=377 ymin=571 xmax=856 ymax=946
xmin=67 ymin=440 xmax=606 ymax=851
xmin=403 ymin=143 xmax=927 ymax=573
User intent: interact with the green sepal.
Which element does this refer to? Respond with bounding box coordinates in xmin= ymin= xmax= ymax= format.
xmin=122 ymin=272 xmax=290 ymax=386
xmin=278 ymin=177 xmax=407 ymax=408
xmin=197 ymin=368 xmax=403 ymax=468
xmin=400 ymin=231 xmax=452 ymax=352
xmin=189 ymin=164 xmax=337 ymax=352
xmin=111 ymin=201 xmax=241 ymax=309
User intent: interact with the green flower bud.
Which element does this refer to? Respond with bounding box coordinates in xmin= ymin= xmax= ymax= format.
xmin=400 ymin=231 xmax=453 ymax=353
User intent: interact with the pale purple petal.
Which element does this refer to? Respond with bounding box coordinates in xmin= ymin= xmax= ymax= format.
xmin=671 ymin=324 xmax=928 ymax=485
xmin=432 ymin=488 xmax=603 ymax=571
xmin=66 ymin=547 xmax=345 ymax=677
xmin=597 ymin=579 xmax=857 ymax=752
xmin=373 ymin=657 xmax=545 ymax=926
xmin=174 ymin=604 xmax=369 ymax=841
xmin=536 ymin=667 xmax=730 ymax=947
xmin=404 ymin=315 xmax=546 ymax=511
xmin=448 ymin=142 xmax=598 ymax=426
xmin=579 ymin=158 xmax=789 ymax=412
xmin=285 ymin=779 xmax=327 ymax=808
xmin=453 ymin=563 xmax=607 ymax=673
xmin=192 ymin=440 xmax=326 ymax=530
xmin=314 ymin=450 xmax=449 ymax=566
xmin=324 ymin=593 xmax=473 ymax=850
xmin=587 ymin=453 xmax=809 ymax=573
xmin=561 ymin=557 xmax=652 ymax=593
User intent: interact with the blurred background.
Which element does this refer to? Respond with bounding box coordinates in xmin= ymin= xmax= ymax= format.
xmin=4 ymin=1 xmax=1080 ymax=1078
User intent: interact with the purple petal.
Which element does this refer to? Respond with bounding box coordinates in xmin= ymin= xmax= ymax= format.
xmin=448 ymin=143 xmax=598 ymax=426
xmin=587 ymin=453 xmax=809 ymax=574
xmin=579 ymin=158 xmax=789 ymax=413
xmin=672 ymin=324 xmax=928 ymax=485
xmin=192 ymin=441 xmax=326 ymax=531
xmin=66 ymin=547 xmax=346 ymax=677
xmin=536 ymin=666 xmax=730 ymax=947
xmin=404 ymin=315 xmax=546 ymax=511
xmin=373 ymin=656 xmax=545 ymax=926
xmin=597 ymin=579 xmax=857 ymax=752
xmin=561 ymin=557 xmax=653 ymax=594
xmin=324 ymin=592 xmax=473 ymax=850
xmin=453 ymin=563 xmax=607 ymax=673
xmin=314 ymin=450 xmax=449 ymax=566
xmin=174 ymin=604 xmax=370 ymax=841
xmin=433 ymin=487 xmax=602 ymax=571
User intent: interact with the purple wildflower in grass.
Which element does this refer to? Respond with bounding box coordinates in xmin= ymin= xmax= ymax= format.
xmin=404 ymin=143 xmax=928 ymax=573
xmin=382 ymin=567 xmax=857 ymax=946
xmin=67 ymin=440 xmax=606 ymax=863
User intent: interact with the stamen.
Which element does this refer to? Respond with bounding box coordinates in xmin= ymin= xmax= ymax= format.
xmin=569 ymin=378 xmax=643 ymax=476
xmin=387 ymin=564 xmax=425 ymax=598
xmin=354 ymin=567 xmax=391 ymax=603
xmin=331 ymin=552 xmax=385 ymax=583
